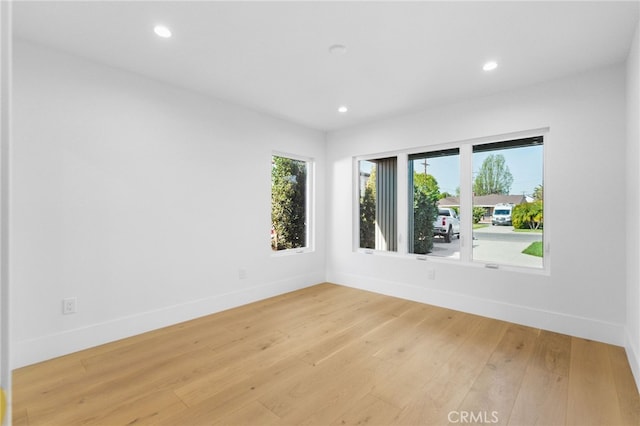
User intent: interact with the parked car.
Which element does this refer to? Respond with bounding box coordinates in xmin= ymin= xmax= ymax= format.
xmin=492 ymin=203 xmax=514 ymax=226
xmin=433 ymin=208 xmax=460 ymax=243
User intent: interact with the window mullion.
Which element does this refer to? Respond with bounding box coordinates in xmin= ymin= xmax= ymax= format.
xmin=397 ymin=153 xmax=408 ymax=255
xmin=459 ymin=144 xmax=474 ymax=262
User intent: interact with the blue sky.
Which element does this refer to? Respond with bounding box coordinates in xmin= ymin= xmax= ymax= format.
xmin=360 ymin=144 xmax=543 ymax=197
xmin=412 ymin=145 xmax=543 ymax=197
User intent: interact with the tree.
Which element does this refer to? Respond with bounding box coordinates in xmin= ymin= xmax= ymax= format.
xmin=473 ymin=154 xmax=513 ymax=195
xmin=533 ymin=184 xmax=543 ymax=201
xmin=472 ymin=206 xmax=487 ymax=224
xmin=271 ymin=156 xmax=307 ymax=250
xmin=413 ymin=173 xmax=439 ymax=254
xmin=414 ymin=173 xmax=439 ymax=198
xmin=359 ymin=167 xmax=376 ymax=249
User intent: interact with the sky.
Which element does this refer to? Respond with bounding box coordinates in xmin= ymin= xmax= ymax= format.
xmin=360 ymin=144 xmax=543 ymax=197
xmin=413 ymin=145 xmax=543 ymax=197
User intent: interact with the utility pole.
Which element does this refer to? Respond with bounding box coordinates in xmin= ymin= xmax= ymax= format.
xmin=420 ymin=160 xmax=429 ymax=174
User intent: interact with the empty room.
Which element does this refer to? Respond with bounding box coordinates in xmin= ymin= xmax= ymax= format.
xmin=2 ymin=1 xmax=640 ymax=425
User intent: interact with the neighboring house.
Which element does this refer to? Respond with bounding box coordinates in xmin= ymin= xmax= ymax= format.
xmin=438 ymin=194 xmax=528 ymax=218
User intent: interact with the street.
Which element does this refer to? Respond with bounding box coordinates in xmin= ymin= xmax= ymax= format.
xmin=473 ymin=224 xmax=542 ymax=244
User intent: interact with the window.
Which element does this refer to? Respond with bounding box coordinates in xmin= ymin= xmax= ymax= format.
xmin=472 ymin=136 xmax=544 ymax=268
xmin=408 ymin=149 xmax=460 ymax=258
xmin=359 ymin=157 xmax=397 ymax=252
xmin=271 ymin=154 xmax=311 ymax=252
xmin=354 ymin=131 xmax=547 ymax=272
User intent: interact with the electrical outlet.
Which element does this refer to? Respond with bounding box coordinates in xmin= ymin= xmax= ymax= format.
xmin=427 ymin=269 xmax=435 ymax=280
xmin=238 ymin=268 xmax=248 ymax=280
xmin=62 ymin=297 xmax=77 ymax=315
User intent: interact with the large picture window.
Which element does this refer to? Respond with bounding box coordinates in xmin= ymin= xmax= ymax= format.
xmin=354 ymin=131 xmax=547 ymax=272
xmin=271 ymin=154 xmax=311 ymax=252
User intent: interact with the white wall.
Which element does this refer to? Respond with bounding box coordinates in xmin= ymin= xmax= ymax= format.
xmin=626 ymin=20 xmax=640 ymax=388
xmin=0 ymin=1 xmax=11 ymax=422
xmin=326 ymin=64 xmax=628 ymax=346
xmin=11 ymin=41 xmax=326 ymax=368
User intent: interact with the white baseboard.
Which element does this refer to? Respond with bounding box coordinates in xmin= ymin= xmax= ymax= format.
xmin=14 ymin=272 xmax=629 ymax=372
xmin=625 ymin=331 xmax=640 ymax=393
xmin=329 ymin=272 xmax=626 ymax=347
xmin=12 ymin=273 xmax=324 ymax=369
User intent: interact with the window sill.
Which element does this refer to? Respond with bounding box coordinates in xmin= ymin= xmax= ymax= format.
xmin=355 ymin=249 xmax=549 ymax=275
xmin=271 ymin=248 xmax=314 ymax=257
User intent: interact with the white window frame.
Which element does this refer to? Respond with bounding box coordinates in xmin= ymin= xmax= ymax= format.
xmin=353 ymin=153 xmax=405 ymax=256
xmin=407 ymin=146 xmax=462 ymax=260
xmin=271 ymin=151 xmax=314 ymax=256
xmin=352 ymin=128 xmax=550 ymax=275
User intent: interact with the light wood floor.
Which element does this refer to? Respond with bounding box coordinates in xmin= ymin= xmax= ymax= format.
xmin=13 ymin=283 xmax=640 ymax=425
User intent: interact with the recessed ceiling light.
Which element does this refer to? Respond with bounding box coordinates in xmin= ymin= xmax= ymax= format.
xmin=329 ymin=44 xmax=347 ymax=55
xmin=154 ymin=25 xmax=172 ymax=38
xmin=483 ymin=61 xmax=498 ymax=71
xmin=338 ymin=106 xmax=348 ymax=113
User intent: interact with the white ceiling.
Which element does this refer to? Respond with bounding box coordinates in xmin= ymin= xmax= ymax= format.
xmin=12 ymin=1 xmax=640 ymax=132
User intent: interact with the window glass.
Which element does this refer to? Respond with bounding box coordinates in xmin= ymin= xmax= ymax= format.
xmin=409 ymin=149 xmax=460 ymax=258
xmin=472 ymin=137 xmax=544 ymax=268
xmin=359 ymin=157 xmax=397 ymax=252
xmin=271 ymin=155 xmax=309 ymax=251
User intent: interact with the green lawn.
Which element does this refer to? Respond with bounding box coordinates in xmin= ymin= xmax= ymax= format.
xmin=522 ymin=241 xmax=543 ymax=257
xmin=513 ymin=228 xmax=543 ymax=233
xmin=473 ymin=223 xmax=489 ymax=229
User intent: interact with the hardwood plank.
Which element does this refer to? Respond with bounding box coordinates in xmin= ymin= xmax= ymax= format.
xmin=11 ymin=408 xmax=29 ymax=426
xmin=23 ymin=346 xmax=221 ymax=425
xmin=329 ymin=393 xmax=402 ymax=426
xmin=12 ymin=356 xmax=87 ymax=415
xmin=160 ymin=355 xmax=313 ymax=425
xmin=258 ymin=340 xmax=383 ymax=424
xmin=454 ymin=324 xmax=539 ymax=425
xmin=607 ymin=345 xmax=640 ymax=425
xmin=172 ymin=331 xmax=305 ymax=408
xmin=296 ymin=297 xmax=412 ymax=366
xmin=508 ymin=330 xmax=571 ymax=426
xmin=212 ymin=401 xmax=283 ymax=426
xmin=368 ymin=303 xmax=447 ymax=363
xmin=81 ymin=389 xmax=187 ymax=425
xmin=567 ymin=338 xmax=623 ymax=426
xmin=152 ymin=340 xmax=256 ymax=407
xmin=80 ymin=320 xmax=236 ymax=373
xmin=392 ymin=316 xmax=509 ymax=425
xmin=223 ymin=285 xmax=353 ymax=334
xmin=369 ymin=310 xmax=479 ymax=409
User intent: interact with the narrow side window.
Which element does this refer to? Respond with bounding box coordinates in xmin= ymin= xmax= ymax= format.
xmin=359 ymin=157 xmax=397 ymax=252
xmin=271 ymin=155 xmax=309 ymax=252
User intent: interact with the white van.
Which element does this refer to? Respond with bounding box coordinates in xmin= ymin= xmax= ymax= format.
xmin=492 ymin=203 xmax=514 ymax=226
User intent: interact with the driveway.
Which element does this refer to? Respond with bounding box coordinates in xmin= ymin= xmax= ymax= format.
xmin=473 ymin=225 xmax=543 ymax=268
xmin=429 ymin=236 xmax=461 ymax=259
xmin=427 ymin=226 xmax=544 ymax=268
